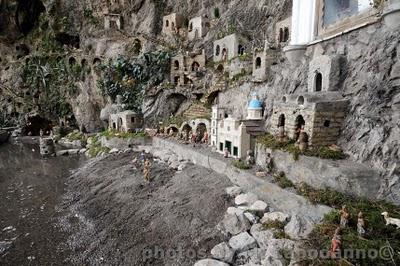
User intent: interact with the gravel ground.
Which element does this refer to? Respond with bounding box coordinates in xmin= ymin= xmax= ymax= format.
xmin=58 ymin=152 xmax=233 ymax=266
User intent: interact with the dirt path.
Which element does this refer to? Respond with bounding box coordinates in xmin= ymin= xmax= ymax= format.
xmin=58 ymin=152 xmax=233 ymax=266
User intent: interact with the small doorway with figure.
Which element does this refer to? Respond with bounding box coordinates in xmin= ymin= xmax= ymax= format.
xmin=196 ymin=123 xmax=207 ymax=141
xmin=225 ymin=140 xmax=232 ymax=155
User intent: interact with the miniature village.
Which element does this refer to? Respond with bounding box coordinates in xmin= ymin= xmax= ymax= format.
xmin=1 ymin=0 xmax=400 ymax=265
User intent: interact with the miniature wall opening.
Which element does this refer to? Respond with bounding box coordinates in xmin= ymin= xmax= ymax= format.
xmin=216 ymin=64 xmax=224 ymax=73
xmin=69 ymin=57 xmax=77 ymax=66
xmin=294 ymin=115 xmax=305 ymax=140
xmin=314 ymin=72 xmax=323 ymax=92
xmin=165 ymin=20 xmax=169 ymax=27
xmin=283 ymin=27 xmax=289 ymax=42
xmin=93 ymin=58 xmax=101 ymax=65
xmin=238 ymin=45 xmax=244 ymax=55
xmin=278 ymin=114 xmax=285 ymax=127
xmin=222 ymin=48 xmax=227 ymax=59
xmin=132 ymin=39 xmax=142 ymax=55
xmin=207 ymin=90 xmax=220 ymax=105
xmin=324 ymin=120 xmax=331 ymax=127
xmin=297 ymin=96 xmax=305 ymax=105
xmin=16 ymin=0 xmax=46 ymax=35
xmin=255 ymin=57 xmax=262 ymax=69
xmin=191 ymin=61 xmax=200 ymax=72
xmin=174 ymin=60 xmax=180 ymax=70
xmin=55 ymin=33 xmax=80 ymax=49
xmin=215 ymin=45 xmax=220 ymax=56
xmin=189 ymin=22 xmax=193 ymax=32
xmin=279 ymin=28 xmax=284 ymax=42
xmin=174 ymin=76 xmax=180 ymax=85
xmin=196 ymin=123 xmax=207 ymax=139
xmin=282 ymin=96 xmax=287 ymax=103
xmin=167 ymin=126 xmax=179 ymax=135
xmin=182 ymin=124 xmax=192 ymax=133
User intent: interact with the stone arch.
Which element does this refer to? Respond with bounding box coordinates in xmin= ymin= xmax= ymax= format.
xmin=294 ymin=115 xmax=305 ymax=140
xmin=191 ymin=61 xmax=200 ymax=71
xmin=181 ymin=123 xmax=193 ymax=134
xmin=174 ymin=60 xmax=180 ymax=70
xmin=314 ymin=72 xmax=323 ymax=92
xmin=278 ymin=114 xmax=285 ymax=127
xmin=297 ymin=96 xmax=305 ymax=105
xmin=255 ymin=57 xmax=262 ymax=69
xmin=166 ymin=125 xmax=179 ymax=136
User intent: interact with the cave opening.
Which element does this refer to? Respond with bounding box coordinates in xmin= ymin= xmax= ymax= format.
xmin=16 ymin=0 xmax=45 ymax=35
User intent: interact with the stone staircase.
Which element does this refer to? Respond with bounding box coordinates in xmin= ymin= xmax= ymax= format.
xmin=183 ymin=104 xmax=211 ymax=119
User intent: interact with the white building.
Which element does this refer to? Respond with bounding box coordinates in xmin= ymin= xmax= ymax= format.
xmin=188 ymin=16 xmax=209 ymax=41
xmin=109 ymin=110 xmax=143 ymax=132
xmin=211 ymin=94 xmax=265 ymax=159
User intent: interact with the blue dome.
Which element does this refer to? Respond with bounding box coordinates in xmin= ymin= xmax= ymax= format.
xmin=248 ymin=99 xmax=263 ymax=109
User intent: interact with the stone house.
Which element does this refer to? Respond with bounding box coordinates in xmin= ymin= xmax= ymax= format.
xmin=213 ymin=33 xmax=246 ymax=63
xmin=170 ymin=50 xmax=206 ymax=87
xmin=109 ymin=110 xmax=143 ymax=132
xmin=211 ymin=94 xmax=265 ymax=159
xmin=104 ymin=13 xmax=123 ymax=30
xmin=162 ymin=13 xmax=184 ymax=35
xmin=252 ymin=43 xmax=279 ymax=83
xmin=188 ymin=16 xmax=210 ymax=41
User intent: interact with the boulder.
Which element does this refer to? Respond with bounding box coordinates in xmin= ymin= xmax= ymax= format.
xmin=235 ymin=193 xmax=258 ymax=206
xmin=194 ymin=259 xmax=230 ymax=266
xmin=284 ymin=214 xmax=314 ymax=240
xmin=227 ymin=207 xmax=245 ymax=216
xmin=261 ymin=212 xmax=290 ymax=224
xmin=210 ymin=242 xmax=235 ymax=263
xmin=244 ymin=212 xmax=258 ymax=224
xmin=250 ymin=224 xmax=275 ymax=249
xmin=236 ymin=248 xmax=265 ymax=265
xmin=228 ymin=232 xmax=257 ymax=253
xmin=250 ymin=200 xmax=268 ymax=214
xmin=226 ymin=186 xmax=242 ymax=197
xmin=217 ymin=213 xmax=251 ymax=236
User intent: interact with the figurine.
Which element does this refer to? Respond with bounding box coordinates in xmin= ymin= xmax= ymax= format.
xmin=329 ymin=227 xmax=342 ymax=258
xmin=265 ymin=153 xmax=274 ymax=173
xmin=339 ymin=205 xmax=350 ymax=228
xmin=39 ymin=129 xmax=44 ymax=137
xmin=381 ymin=212 xmax=400 ymax=229
xmin=278 ymin=126 xmax=285 ymax=142
xmin=297 ymin=127 xmax=309 ymax=152
xmin=143 ymin=159 xmax=151 ymax=183
xmin=224 ymin=148 xmax=230 ymax=158
xmin=357 ymin=211 xmax=366 ymax=237
xmin=246 ymin=150 xmax=255 ymax=166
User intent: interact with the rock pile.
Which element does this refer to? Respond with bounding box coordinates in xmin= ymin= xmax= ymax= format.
xmin=195 ymin=187 xmax=306 ymax=266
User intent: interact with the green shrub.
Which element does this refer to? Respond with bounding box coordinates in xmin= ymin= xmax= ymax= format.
xmin=232 ymin=159 xmax=251 ymax=170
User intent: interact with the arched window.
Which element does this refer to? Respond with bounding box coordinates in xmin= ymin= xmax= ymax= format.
xmin=278 ymin=114 xmax=285 ymax=127
xmin=174 ymin=60 xmax=180 ymax=70
xmin=315 ymin=72 xmax=323 ymax=92
xmin=215 ymin=45 xmax=220 ymax=56
xmin=165 ymin=20 xmax=169 ymax=27
xmin=191 ymin=61 xmax=200 ymax=72
xmin=282 ymin=96 xmax=287 ymax=103
xmin=69 ymin=57 xmax=76 ymax=65
xmin=297 ymin=96 xmax=305 ymax=105
xmin=238 ymin=45 xmax=244 ymax=55
xmin=279 ymin=28 xmax=284 ymax=43
xmin=216 ymin=64 xmax=224 ymax=73
xmin=255 ymin=57 xmax=262 ymax=69
xmin=189 ymin=22 xmax=193 ymax=32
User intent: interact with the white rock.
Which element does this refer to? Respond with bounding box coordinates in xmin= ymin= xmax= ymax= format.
xmin=284 ymin=214 xmax=314 ymax=240
xmin=261 ymin=239 xmax=295 ymax=266
xmin=79 ymin=148 xmax=87 ymax=154
xmin=68 ymin=149 xmax=80 ymax=155
xmin=244 ymin=212 xmax=258 ymax=224
xmin=56 ymin=150 xmax=69 ymax=156
xmin=217 ymin=213 xmax=251 ymax=236
xmin=194 ymin=259 xmax=230 ymax=266
xmin=250 ymin=200 xmax=268 ymax=213
xmin=261 ymin=212 xmax=290 ymax=224
xmin=236 ymin=248 xmax=265 ymax=265
xmin=225 ymin=186 xmax=242 ymax=197
xmin=235 ymin=193 xmax=258 ymax=206
xmin=229 ymin=232 xmax=257 ymax=253
xmin=251 ymin=228 xmax=275 ymax=249
xmin=210 ymin=242 xmax=235 ymax=263
xmin=109 ymin=148 xmax=119 ymax=154
xmin=227 ymin=207 xmax=245 ymax=216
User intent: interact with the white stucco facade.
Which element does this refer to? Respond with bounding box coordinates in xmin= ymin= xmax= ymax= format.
xmin=290 ymin=0 xmax=316 ymax=45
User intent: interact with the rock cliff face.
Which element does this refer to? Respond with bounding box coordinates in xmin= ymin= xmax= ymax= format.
xmin=0 ymin=0 xmax=399 ymax=203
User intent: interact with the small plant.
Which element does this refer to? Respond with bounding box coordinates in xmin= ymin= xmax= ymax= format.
xmin=273 ymin=172 xmax=294 ymax=189
xmin=232 ymin=159 xmax=251 ymax=170
xmin=262 ymin=220 xmax=286 ymax=230
xmin=65 ymin=130 xmax=86 ymax=142
xmin=100 ymin=129 xmax=148 ymax=140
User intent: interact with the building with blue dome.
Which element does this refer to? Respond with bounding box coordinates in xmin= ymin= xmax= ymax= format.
xmin=247 ymin=93 xmax=263 ymax=120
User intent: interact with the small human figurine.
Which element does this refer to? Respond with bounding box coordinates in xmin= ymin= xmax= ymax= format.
xmin=246 ymin=150 xmax=255 ymax=166
xmin=143 ymin=159 xmax=151 ymax=183
xmin=202 ymin=131 xmax=209 ymax=144
xmin=139 ymin=150 xmax=146 ymax=163
xmin=339 ymin=205 xmax=350 ymax=228
xmin=191 ymin=131 xmax=197 ymax=143
xmin=39 ymin=129 xmax=44 ymax=137
xmin=357 ymin=211 xmax=366 ymax=237
xmin=298 ymin=127 xmax=309 ymax=152
xmin=224 ymin=148 xmax=230 ymax=158
xmin=265 ymin=153 xmax=274 ymax=173
xmin=329 ymin=227 xmax=342 ymax=258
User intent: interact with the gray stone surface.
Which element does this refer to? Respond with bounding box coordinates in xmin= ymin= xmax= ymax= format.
xmin=235 ymin=193 xmax=259 ymax=206
xmin=261 ymin=212 xmax=290 ymax=224
xmin=250 ymin=200 xmax=268 ymax=213
xmin=250 ymin=224 xmax=275 ymax=249
xmin=236 ymin=248 xmax=265 ymax=265
xmin=261 ymin=239 xmax=295 ymax=266
xmin=226 ymin=186 xmax=243 ymax=197
xmin=217 ymin=213 xmax=251 ymax=237
xmin=229 ymin=232 xmax=257 ymax=253
xmin=194 ymin=259 xmax=230 ymax=266
xmin=210 ymin=242 xmax=235 ymax=264
xmin=284 ymin=214 xmax=314 ymax=240
xmin=244 ymin=212 xmax=258 ymax=224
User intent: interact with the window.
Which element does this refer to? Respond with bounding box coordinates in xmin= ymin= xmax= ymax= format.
xmin=297 ymin=96 xmax=304 ymax=105
xmin=324 ymin=120 xmax=331 ymax=127
xmin=219 ymin=142 xmax=223 ymax=151
xmin=315 ymin=72 xmax=323 ymax=92
xmin=189 ymin=22 xmax=193 ymax=32
xmin=283 ymin=27 xmax=289 ymax=42
xmin=131 ymin=117 xmax=135 ymax=123
xmin=215 ymin=45 xmax=220 ymax=56
xmin=323 ymin=0 xmax=371 ymax=26
xmin=174 ymin=60 xmax=179 ymax=70
xmin=255 ymin=57 xmax=262 ymax=69
xmin=166 ymin=20 xmax=169 ymax=27
xmin=233 ymin=147 xmax=238 ymax=157
xmin=279 ymin=28 xmax=284 ymax=42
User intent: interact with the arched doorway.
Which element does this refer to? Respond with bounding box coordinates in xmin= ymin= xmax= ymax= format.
xmin=294 ymin=115 xmax=305 ymax=140
xmin=191 ymin=61 xmax=200 ymax=72
xmin=118 ymin=117 xmax=123 ymax=131
xmin=315 ymin=72 xmax=322 ymax=92
xmin=174 ymin=60 xmax=180 ymax=70
xmin=216 ymin=64 xmax=224 ymax=73
xmin=215 ymin=45 xmax=220 ymax=56
xmin=283 ymin=27 xmax=289 ymax=42
xmin=167 ymin=126 xmax=179 ymax=136
xmin=255 ymin=57 xmax=262 ymax=69
xmin=196 ymin=123 xmax=207 ymax=141
xmin=238 ymin=45 xmax=244 ymax=55
xmin=278 ymin=114 xmax=285 ymax=127
xmin=222 ymin=48 xmax=227 ymax=60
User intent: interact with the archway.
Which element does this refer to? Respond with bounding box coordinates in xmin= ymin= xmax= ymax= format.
xmin=182 ymin=124 xmax=192 ymax=134
xmin=294 ymin=115 xmax=305 ymax=140
xmin=278 ymin=114 xmax=285 ymax=127
xmin=191 ymin=61 xmax=200 ymax=71
xmin=167 ymin=126 xmax=179 ymax=136
xmin=118 ymin=117 xmax=123 ymax=131
xmin=174 ymin=76 xmax=180 ymax=85
xmin=174 ymin=60 xmax=180 ymax=70
xmin=238 ymin=45 xmax=244 ymax=55
xmin=222 ymin=48 xmax=227 ymax=59
xmin=255 ymin=57 xmax=262 ymax=69
xmin=315 ymin=72 xmax=322 ymax=92
xmin=207 ymin=90 xmax=220 ymax=105
xmin=196 ymin=123 xmax=207 ymax=140
xmin=297 ymin=96 xmax=305 ymax=105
